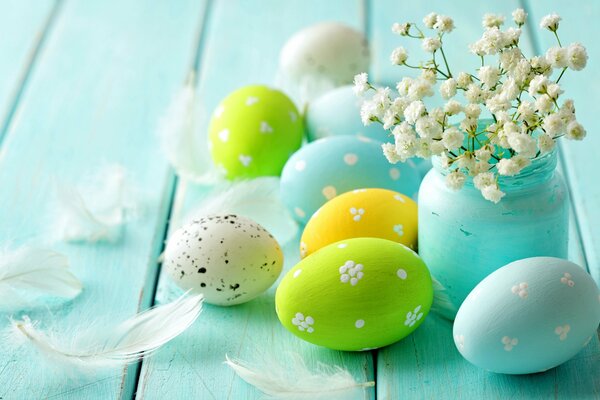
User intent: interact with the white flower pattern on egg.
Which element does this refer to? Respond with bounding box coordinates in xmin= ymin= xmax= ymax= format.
xmin=389 ymin=168 xmax=401 ymax=180
xmin=501 ymin=336 xmax=518 ymax=351
xmin=350 ymin=207 xmax=365 ymax=221
xmin=560 ymin=272 xmax=575 ymax=287
xmin=217 ymin=128 xmax=229 ymax=142
xmin=355 ymin=319 xmax=365 ymax=329
xmin=555 ymin=324 xmax=570 ymax=341
xmin=339 ymin=260 xmax=364 ymax=286
xmin=260 ymin=121 xmax=273 ymax=133
xmin=396 ymin=268 xmax=407 ymax=280
xmin=292 ymin=312 xmax=314 ymax=333
xmin=294 ymin=207 xmax=306 ymax=218
xmin=245 ymin=96 xmax=259 ymax=106
xmin=393 ymin=224 xmax=404 ymax=237
xmin=343 ymin=153 xmax=358 ymax=165
xmin=322 ymin=185 xmax=337 ymax=200
xmin=404 ymin=305 xmax=423 ymax=327
xmin=239 ymin=154 xmax=252 ymax=167
xmin=511 ymin=282 xmax=528 ymax=298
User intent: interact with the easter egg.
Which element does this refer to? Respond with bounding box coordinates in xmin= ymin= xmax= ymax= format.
xmin=275 ymin=238 xmax=433 ymax=351
xmin=300 ymin=188 xmax=417 ymax=258
xmin=454 ymin=257 xmax=600 ymax=374
xmin=279 ymin=22 xmax=370 ymax=88
xmin=280 ymin=135 xmax=421 ymax=224
xmin=306 ymin=85 xmax=389 ymax=142
xmin=208 ymin=85 xmax=303 ymax=180
xmin=164 ymin=215 xmax=283 ymax=306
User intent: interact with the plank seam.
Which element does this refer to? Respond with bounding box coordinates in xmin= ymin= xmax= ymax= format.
xmin=0 ymin=0 xmax=63 ymax=146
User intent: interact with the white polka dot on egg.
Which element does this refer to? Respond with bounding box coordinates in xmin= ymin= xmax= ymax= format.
xmin=355 ymin=319 xmax=365 ymax=328
xmin=343 ymin=153 xmax=358 ymax=165
xmin=397 ymin=269 xmax=407 ymax=280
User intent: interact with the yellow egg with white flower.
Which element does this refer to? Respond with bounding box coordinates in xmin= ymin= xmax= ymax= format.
xmin=300 ymin=188 xmax=418 ymax=258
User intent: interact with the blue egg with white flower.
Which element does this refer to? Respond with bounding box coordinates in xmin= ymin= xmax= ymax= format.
xmin=280 ymin=135 xmax=421 ymax=224
xmin=453 ymin=257 xmax=600 ymax=375
xmin=305 ymin=85 xmax=390 ymax=142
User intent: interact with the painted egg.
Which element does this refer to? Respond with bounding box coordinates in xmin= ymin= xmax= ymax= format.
xmin=306 ymin=85 xmax=389 ymax=142
xmin=454 ymin=257 xmax=600 ymax=374
xmin=164 ymin=215 xmax=283 ymax=306
xmin=208 ymin=85 xmax=303 ymax=180
xmin=280 ymin=135 xmax=421 ymax=224
xmin=300 ymin=188 xmax=417 ymax=258
xmin=279 ymin=22 xmax=370 ymax=88
xmin=275 ymin=238 xmax=433 ymax=351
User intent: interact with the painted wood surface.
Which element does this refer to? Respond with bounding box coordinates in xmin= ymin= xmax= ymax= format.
xmin=0 ymin=1 xmax=205 ymax=399
xmin=0 ymin=0 xmax=598 ymax=399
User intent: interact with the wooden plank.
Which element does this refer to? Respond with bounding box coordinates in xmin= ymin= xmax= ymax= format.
xmin=136 ymin=1 xmax=376 ymax=399
xmin=369 ymin=0 xmax=600 ymax=398
xmin=0 ymin=0 xmax=57 ymax=143
xmin=0 ymin=1 xmax=206 ymax=399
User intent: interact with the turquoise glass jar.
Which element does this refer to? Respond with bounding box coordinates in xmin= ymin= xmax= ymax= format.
xmin=418 ymin=150 xmax=569 ymax=319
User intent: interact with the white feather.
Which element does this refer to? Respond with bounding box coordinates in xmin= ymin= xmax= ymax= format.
xmin=181 ymin=177 xmax=298 ymax=246
xmin=274 ymin=69 xmax=337 ymax=107
xmin=6 ymin=293 xmax=203 ymax=372
xmin=225 ymin=354 xmax=374 ymax=400
xmin=53 ymin=164 xmax=141 ymax=243
xmin=0 ymin=246 xmax=82 ymax=309
xmin=158 ymin=72 xmax=222 ymax=184
xmin=431 ymin=276 xmax=457 ymax=319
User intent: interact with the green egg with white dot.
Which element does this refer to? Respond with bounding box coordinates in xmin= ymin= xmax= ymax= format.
xmin=209 ymin=85 xmax=303 ymax=179
xmin=275 ymin=237 xmax=433 ymax=351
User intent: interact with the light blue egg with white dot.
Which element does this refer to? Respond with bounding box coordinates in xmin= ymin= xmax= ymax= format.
xmin=305 ymin=85 xmax=389 ymax=142
xmin=453 ymin=257 xmax=600 ymax=375
xmin=280 ymin=135 xmax=421 ymax=224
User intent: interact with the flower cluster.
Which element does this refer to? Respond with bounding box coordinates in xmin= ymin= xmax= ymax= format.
xmin=355 ymin=10 xmax=587 ymax=202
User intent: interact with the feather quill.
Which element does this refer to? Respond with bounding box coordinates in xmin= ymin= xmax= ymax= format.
xmin=7 ymin=293 xmax=203 ymax=371
xmin=0 ymin=246 xmax=81 ymax=310
xmin=225 ymin=354 xmax=374 ymax=400
xmin=181 ymin=177 xmax=298 ymax=246
xmin=53 ymin=164 xmax=141 ymax=243
xmin=431 ymin=276 xmax=457 ymax=319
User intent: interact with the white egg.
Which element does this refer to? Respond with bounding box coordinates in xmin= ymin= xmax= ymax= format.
xmin=164 ymin=214 xmax=283 ymax=306
xmin=279 ymin=22 xmax=370 ymax=88
xmin=454 ymin=257 xmax=600 ymax=374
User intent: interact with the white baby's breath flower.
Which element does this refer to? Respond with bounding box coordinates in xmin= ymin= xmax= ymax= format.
xmin=394 ymin=128 xmax=419 ymax=160
xmin=457 ymin=152 xmax=476 ymax=170
xmin=495 ymin=111 xmax=512 ymax=124
xmin=501 ymin=77 xmax=520 ymax=101
xmin=483 ymin=13 xmax=505 ymax=28
xmin=439 ymin=152 xmax=452 ymax=168
xmin=504 ymin=27 xmax=521 ymax=45
xmin=538 ymin=133 xmax=555 ymax=154
xmin=360 ymin=99 xmax=378 ymax=125
xmin=456 ymin=72 xmax=473 ymax=88
xmin=512 ymin=58 xmax=533 ymax=84
xmin=415 ymin=115 xmax=442 ymax=139
xmin=546 ymin=83 xmax=563 ymax=99
xmin=465 ymin=84 xmax=485 ymax=103
xmin=446 ymin=170 xmax=466 ymax=191
xmin=543 ymin=113 xmax=565 ymax=137
xmin=535 ymin=94 xmax=554 ymax=114
xmin=567 ymin=43 xmax=588 ymax=70
xmin=546 ymin=46 xmax=568 ymax=69
xmin=508 ymin=133 xmax=537 ymax=157
xmin=540 ymin=13 xmax=561 ymax=32
xmin=396 ymin=77 xmax=413 ymax=96
xmin=434 ymin=15 xmax=455 ymax=33
xmin=473 ymin=172 xmax=495 ymax=190
xmin=421 ymin=69 xmax=437 ymax=84
xmin=353 ymin=72 xmax=370 ymax=96
xmin=486 ymin=94 xmax=511 ymax=114
xmin=481 ymin=184 xmax=506 ymax=203
xmin=429 ymin=107 xmax=445 ymax=123
xmin=472 ymin=27 xmax=506 ymax=55
xmin=382 ymin=142 xmax=403 ymax=163
xmin=444 ymin=99 xmax=462 ymax=115
xmin=464 ymin=104 xmax=481 ymax=119
xmin=517 ymin=101 xmax=537 ymax=123
xmin=440 ymin=78 xmax=457 ymax=99
xmin=393 ymin=121 xmax=416 ymax=138
xmin=389 ymin=97 xmax=409 ymax=115
xmin=430 ymin=140 xmax=445 ymax=155
xmin=382 ymin=109 xmax=398 ymax=130
xmin=478 ymin=66 xmax=500 ymax=89
xmin=423 ymin=13 xmax=438 ymax=28
xmin=566 ymin=120 xmax=586 ymax=140
xmin=391 ymin=46 xmax=408 ymax=65
xmin=408 ymin=78 xmax=434 ymax=100
xmin=530 ymin=56 xmax=552 ymax=76
xmin=528 ymin=75 xmax=549 ymax=96
xmin=500 ymin=47 xmax=523 ymax=72
xmin=422 ymin=37 xmax=442 ymax=52
xmin=497 ymin=155 xmax=531 ymax=176
xmin=475 ymin=144 xmax=494 ymax=162
xmin=460 ymin=116 xmax=478 ymax=133
xmin=415 ymin=138 xmax=435 ymax=158
xmin=392 ymin=22 xmax=410 ymax=36
xmin=404 ymin=100 xmax=426 ymax=124
xmin=512 ymin=8 xmax=527 ymax=26
xmin=558 ymin=99 xmax=576 ymax=123
xmin=441 ymin=127 xmax=464 ymax=151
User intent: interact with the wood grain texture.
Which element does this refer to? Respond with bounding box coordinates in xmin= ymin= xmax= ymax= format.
xmin=370 ymin=0 xmax=600 ymax=398
xmin=136 ymin=1 xmax=375 ymax=399
xmin=0 ymin=0 xmax=57 ymax=143
xmin=0 ymin=1 xmax=205 ymax=399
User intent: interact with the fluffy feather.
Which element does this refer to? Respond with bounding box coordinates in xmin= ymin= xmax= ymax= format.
xmin=158 ymin=72 xmax=222 ymax=184
xmin=431 ymin=276 xmax=457 ymax=319
xmin=275 ymin=69 xmax=337 ymax=106
xmin=181 ymin=177 xmax=298 ymax=245
xmin=6 ymin=293 xmax=203 ymax=372
xmin=53 ymin=164 xmax=141 ymax=243
xmin=0 ymin=246 xmax=82 ymax=310
xmin=225 ymin=354 xmax=374 ymax=400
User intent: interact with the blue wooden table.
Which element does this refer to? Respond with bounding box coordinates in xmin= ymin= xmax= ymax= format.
xmin=0 ymin=1 xmax=598 ymax=398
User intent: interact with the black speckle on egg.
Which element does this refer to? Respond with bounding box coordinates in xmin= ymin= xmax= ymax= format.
xmin=198 ymin=267 xmax=207 ymax=273
xmin=230 ymin=283 xmax=240 ymax=291
xmin=200 ymin=282 xmax=206 ymax=287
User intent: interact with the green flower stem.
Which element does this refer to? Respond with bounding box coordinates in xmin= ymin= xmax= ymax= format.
xmin=556 ymin=67 xmax=567 ymax=83
xmin=439 ymin=46 xmax=453 ymax=78
xmin=553 ymin=31 xmax=562 ymax=47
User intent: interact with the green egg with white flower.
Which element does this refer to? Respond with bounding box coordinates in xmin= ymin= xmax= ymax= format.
xmin=275 ymin=237 xmax=433 ymax=351
xmin=209 ymin=85 xmax=304 ymax=180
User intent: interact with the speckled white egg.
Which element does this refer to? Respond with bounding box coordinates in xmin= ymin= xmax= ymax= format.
xmin=280 ymin=135 xmax=421 ymax=224
xmin=454 ymin=257 xmax=600 ymax=374
xmin=305 ymin=85 xmax=389 ymax=142
xmin=164 ymin=215 xmax=283 ymax=306
xmin=279 ymin=22 xmax=370 ymax=88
